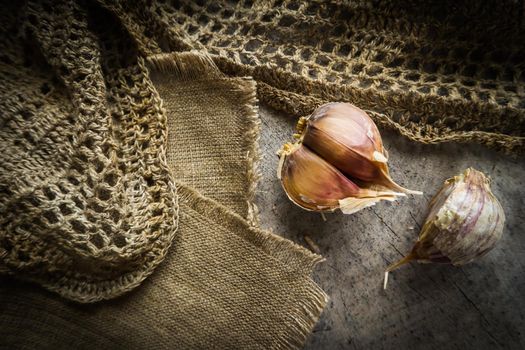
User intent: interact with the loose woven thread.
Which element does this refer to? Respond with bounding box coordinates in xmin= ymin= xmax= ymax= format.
xmin=0 ymin=183 xmax=328 ymax=349
xmin=98 ymin=0 xmax=525 ymax=153
xmin=0 ymin=2 xmax=329 ymax=346
xmin=147 ymin=51 xmax=262 ymax=225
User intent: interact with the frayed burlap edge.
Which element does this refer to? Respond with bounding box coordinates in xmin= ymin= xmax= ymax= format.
xmin=177 ymin=183 xmax=328 ymax=347
xmin=177 ymin=183 xmax=326 ymax=274
xmin=147 ymin=51 xmax=262 ymax=225
xmin=147 ymin=52 xmax=328 ymax=347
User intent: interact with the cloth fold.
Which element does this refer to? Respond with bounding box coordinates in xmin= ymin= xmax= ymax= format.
xmin=0 ymin=0 xmax=178 ymax=302
xmin=0 ymin=183 xmax=327 ymax=349
xmin=148 ymin=52 xmax=261 ymax=223
xmin=0 ymin=1 xmax=327 ymax=347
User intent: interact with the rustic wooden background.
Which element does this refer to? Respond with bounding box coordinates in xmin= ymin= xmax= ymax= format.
xmin=256 ymin=106 xmax=525 ymax=350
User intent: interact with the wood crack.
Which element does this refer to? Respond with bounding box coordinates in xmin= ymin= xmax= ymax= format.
xmin=452 ymin=281 xmax=503 ymax=348
xmin=408 ymin=210 xmax=422 ymax=230
xmin=371 ymin=208 xmax=400 ymax=239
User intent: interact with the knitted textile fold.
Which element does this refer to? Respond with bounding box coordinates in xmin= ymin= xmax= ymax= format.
xmin=0 ymin=1 xmax=327 ymax=348
xmin=97 ymin=0 xmax=525 ymax=153
xmin=2 ymin=0 xmax=524 ymax=348
xmin=0 ymin=0 xmax=179 ymax=302
xmin=0 ymin=183 xmax=327 ymax=349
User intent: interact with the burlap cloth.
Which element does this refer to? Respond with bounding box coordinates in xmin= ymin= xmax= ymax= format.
xmin=1 ymin=0 xmax=524 ymax=348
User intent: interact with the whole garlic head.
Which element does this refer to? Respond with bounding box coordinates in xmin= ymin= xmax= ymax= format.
xmin=417 ymin=168 xmax=505 ymax=265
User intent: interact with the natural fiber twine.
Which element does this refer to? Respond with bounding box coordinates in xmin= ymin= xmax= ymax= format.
xmin=1 ymin=184 xmax=326 ymax=349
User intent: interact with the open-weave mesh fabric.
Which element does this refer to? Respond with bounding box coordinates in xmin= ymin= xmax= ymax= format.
xmin=0 ymin=1 xmax=178 ymax=301
xmin=1 ymin=184 xmax=326 ymax=349
xmin=98 ymin=0 xmax=525 ymax=153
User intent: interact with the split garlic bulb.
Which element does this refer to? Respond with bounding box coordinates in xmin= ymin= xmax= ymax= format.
xmin=386 ymin=168 xmax=505 ymax=275
xmin=277 ymin=102 xmax=421 ymax=215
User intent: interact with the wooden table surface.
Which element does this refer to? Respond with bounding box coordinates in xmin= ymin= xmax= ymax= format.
xmin=256 ymin=106 xmax=525 ymax=350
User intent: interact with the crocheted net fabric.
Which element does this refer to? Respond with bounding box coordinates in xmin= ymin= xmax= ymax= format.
xmin=1 ymin=1 xmax=329 ymax=346
xmin=99 ymin=0 xmax=525 ymax=153
xmin=0 ymin=1 xmax=178 ymax=301
xmin=0 ymin=0 xmax=523 ymax=347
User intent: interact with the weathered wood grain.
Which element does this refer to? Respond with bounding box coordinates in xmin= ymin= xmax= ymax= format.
xmin=256 ymin=106 xmax=525 ymax=350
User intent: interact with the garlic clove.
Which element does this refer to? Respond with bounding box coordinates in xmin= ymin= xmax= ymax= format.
xmin=428 ymin=168 xmax=505 ymax=265
xmin=385 ymin=168 xmax=505 ymax=287
xmin=299 ymin=103 xmax=421 ymax=195
xmin=300 ymin=103 xmax=385 ymax=169
xmin=278 ymin=143 xmax=405 ymax=213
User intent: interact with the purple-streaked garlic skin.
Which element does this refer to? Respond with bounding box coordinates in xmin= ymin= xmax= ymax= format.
xmin=386 ymin=168 xmax=504 ymax=276
xmin=302 ymin=102 xmax=386 ymax=183
xmin=278 ymin=143 xmax=401 ymax=214
xmin=280 ymin=143 xmax=363 ymax=211
xmin=415 ymin=168 xmax=505 ymax=265
xmin=299 ymin=103 xmax=420 ymax=194
xmin=411 ymin=237 xmax=452 ymax=264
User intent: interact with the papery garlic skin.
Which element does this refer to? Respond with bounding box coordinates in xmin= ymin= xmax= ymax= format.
xmin=300 ymin=103 xmax=386 ymax=182
xmin=278 ymin=102 xmax=420 ymax=215
xmin=388 ymin=168 xmax=505 ymax=273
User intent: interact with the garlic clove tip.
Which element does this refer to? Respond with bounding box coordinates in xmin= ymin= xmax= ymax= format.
xmin=386 ymin=252 xmax=418 ymax=273
xmin=373 ymin=150 xmax=388 ymax=163
xmin=338 ymin=197 xmax=379 ymax=215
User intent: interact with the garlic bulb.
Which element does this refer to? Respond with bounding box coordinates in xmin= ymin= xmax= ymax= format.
xmin=278 ymin=102 xmax=421 ymax=214
xmin=385 ymin=168 xmax=505 ymax=286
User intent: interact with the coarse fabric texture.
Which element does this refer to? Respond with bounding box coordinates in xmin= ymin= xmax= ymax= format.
xmin=97 ymin=0 xmax=525 ymax=153
xmin=149 ymin=52 xmax=260 ymax=222
xmin=1 ymin=0 xmax=524 ymax=348
xmin=0 ymin=185 xmax=326 ymax=349
xmin=0 ymin=1 xmax=179 ymax=302
xmin=0 ymin=0 xmax=327 ymax=348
